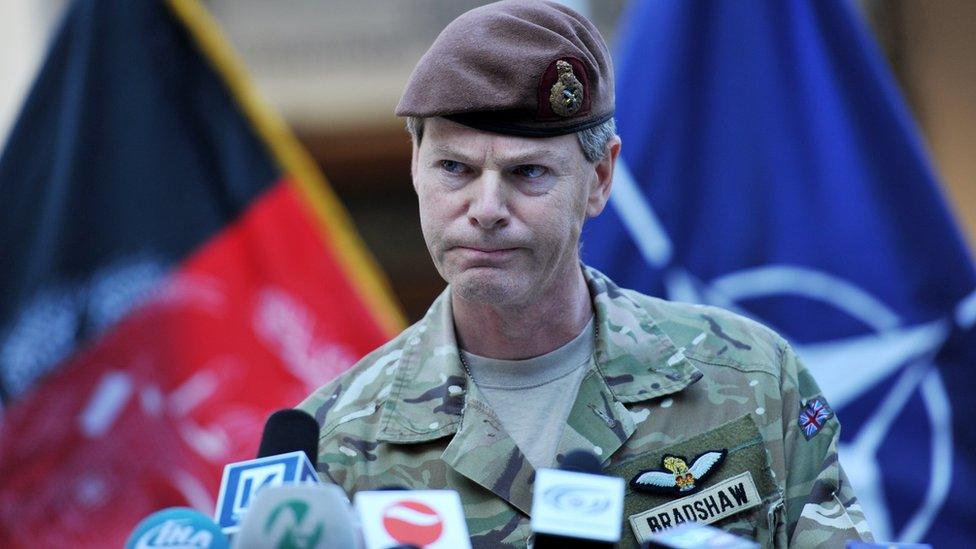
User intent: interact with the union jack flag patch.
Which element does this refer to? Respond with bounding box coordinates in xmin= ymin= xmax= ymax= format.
xmin=798 ymin=396 xmax=834 ymax=440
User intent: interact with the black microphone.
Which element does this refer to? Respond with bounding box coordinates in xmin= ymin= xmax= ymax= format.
xmin=559 ymin=449 xmax=603 ymax=474
xmin=531 ymin=449 xmax=625 ymax=548
xmin=214 ymin=409 xmax=322 ymax=533
xmin=256 ymin=408 xmax=320 ymax=465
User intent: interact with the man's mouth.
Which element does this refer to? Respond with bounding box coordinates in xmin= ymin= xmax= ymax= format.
xmin=458 ymin=246 xmax=517 ymax=253
xmin=453 ymin=246 xmax=520 ymax=260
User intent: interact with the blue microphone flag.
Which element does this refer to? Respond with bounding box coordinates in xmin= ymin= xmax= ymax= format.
xmin=126 ymin=507 xmax=228 ymax=549
xmin=583 ymin=0 xmax=976 ymax=545
xmin=214 ymin=450 xmax=319 ymax=533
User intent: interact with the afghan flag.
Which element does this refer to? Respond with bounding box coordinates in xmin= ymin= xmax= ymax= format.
xmin=0 ymin=0 xmax=403 ymax=545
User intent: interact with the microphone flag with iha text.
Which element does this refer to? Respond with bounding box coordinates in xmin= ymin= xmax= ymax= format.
xmin=0 ymin=0 xmax=403 ymax=545
xmin=583 ymin=0 xmax=976 ymax=546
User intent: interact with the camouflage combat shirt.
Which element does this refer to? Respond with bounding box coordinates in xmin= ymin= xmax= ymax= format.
xmin=298 ymin=266 xmax=874 ymax=548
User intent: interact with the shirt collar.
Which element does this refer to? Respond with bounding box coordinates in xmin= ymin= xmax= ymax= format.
xmin=376 ymin=265 xmax=702 ymax=443
xmin=583 ymin=264 xmax=703 ymax=402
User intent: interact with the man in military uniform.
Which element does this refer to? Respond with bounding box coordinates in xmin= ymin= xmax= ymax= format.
xmin=299 ymin=1 xmax=874 ymax=546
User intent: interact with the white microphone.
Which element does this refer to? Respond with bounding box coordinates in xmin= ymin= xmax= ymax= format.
xmin=354 ymin=489 xmax=472 ymax=549
xmin=531 ymin=450 xmax=625 ymax=548
xmin=232 ymin=484 xmax=363 ymax=549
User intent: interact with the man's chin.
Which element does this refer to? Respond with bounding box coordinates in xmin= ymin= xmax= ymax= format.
xmin=449 ymin=271 xmax=526 ymax=306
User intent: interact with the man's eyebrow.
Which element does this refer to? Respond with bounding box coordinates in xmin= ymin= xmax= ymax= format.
xmin=427 ymin=145 xmax=478 ymax=165
xmin=498 ymin=148 xmax=571 ymax=166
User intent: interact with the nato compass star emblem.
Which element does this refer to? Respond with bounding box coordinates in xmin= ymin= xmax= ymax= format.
xmin=603 ymin=155 xmax=972 ymax=540
xmin=630 ymin=450 xmax=727 ymax=496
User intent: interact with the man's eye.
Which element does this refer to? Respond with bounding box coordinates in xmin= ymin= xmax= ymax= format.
xmin=440 ymin=160 xmax=466 ymax=174
xmin=514 ymin=165 xmax=547 ymax=178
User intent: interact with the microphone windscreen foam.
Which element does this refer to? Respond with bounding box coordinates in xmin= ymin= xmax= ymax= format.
xmin=256 ymin=409 xmax=319 ymax=465
xmin=559 ymin=449 xmax=602 ymax=474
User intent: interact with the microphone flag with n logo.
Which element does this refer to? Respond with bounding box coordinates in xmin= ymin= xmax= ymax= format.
xmin=0 ymin=0 xmax=403 ymax=545
xmin=583 ymin=0 xmax=976 ymax=545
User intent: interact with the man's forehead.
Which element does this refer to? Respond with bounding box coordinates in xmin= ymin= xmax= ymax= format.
xmin=421 ymin=118 xmax=580 ymax=164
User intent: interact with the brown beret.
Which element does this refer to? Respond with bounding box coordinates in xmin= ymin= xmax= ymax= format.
xmin=395 ymin=0 xmax=614 ymax=137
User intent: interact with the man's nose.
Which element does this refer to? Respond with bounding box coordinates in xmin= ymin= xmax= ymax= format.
xmin=467 ymin=173 xmax=510 ymax=230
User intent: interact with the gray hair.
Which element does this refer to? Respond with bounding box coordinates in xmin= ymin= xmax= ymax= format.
xmin=405 ymin=116 xmax=617 ymax=163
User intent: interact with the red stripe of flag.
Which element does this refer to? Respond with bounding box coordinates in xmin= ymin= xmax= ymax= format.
xmin=0 ymin=180 xmax=390 ymax=545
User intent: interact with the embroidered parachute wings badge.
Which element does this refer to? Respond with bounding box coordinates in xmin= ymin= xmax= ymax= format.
xmin=630 ymin=449 xmax=727 ymax=496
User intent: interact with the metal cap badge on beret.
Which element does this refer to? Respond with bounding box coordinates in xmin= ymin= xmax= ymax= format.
xmin=395 ymin=0 xmax=614 ymax=137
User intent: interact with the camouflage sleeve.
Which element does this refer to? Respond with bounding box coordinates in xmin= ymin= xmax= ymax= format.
xmin=779 ymin=342 xmax=874 ymax=546
xmin=296 ymin=380 xmax=357 ymax=492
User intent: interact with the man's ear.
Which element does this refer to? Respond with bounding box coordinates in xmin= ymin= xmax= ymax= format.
xmin=585 ymin=135 xmax=621 ymax=217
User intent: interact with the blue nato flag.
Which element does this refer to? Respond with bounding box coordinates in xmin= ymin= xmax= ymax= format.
xmin=583 ymin=0 xmax=976 ymax=545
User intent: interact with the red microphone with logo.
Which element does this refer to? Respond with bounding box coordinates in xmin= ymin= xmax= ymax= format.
xmin=354 ymin=488 xmax=471 ymax=549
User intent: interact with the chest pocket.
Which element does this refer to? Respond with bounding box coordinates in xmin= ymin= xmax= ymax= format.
xmin=605 ymin=414 xmax=784 ymax=548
